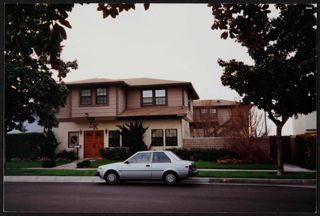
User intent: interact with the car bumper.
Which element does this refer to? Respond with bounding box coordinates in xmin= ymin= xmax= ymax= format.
xmin=94 ymin=172 xmax=100 ymax=177
xmin=188 ymin=170 xmax=198 ymax=177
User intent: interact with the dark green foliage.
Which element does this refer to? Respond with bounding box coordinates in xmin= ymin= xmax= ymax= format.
xmin=117 ymin=121 xmax=148 ymax=154
xmin=5 ymin=130 xmax=59 ymax=161
xmin=294 ymin=135 xmax=316 ymax=170
xmin=41 ymin=160 xmax=56 ymax=168
xmin=170 ymin=148 xmax=240 ymax=161
xmin=55 ymin=150 xmax=79 ymax=161
xmin=77 ymin=160 xmax=91 ymax=168
xmin=5 ymin=3 xmax=149 ymax=133
xmin=209 ymin=4 xmax=316 ymax=175
xmin=100 ymin=147 xmax=131 ymax=160
xmin=5 ymin=4 xmax=77 ymax=132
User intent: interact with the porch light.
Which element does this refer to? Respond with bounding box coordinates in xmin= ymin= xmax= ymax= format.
xmin=79 ymin=129 xmax=82 ymax=135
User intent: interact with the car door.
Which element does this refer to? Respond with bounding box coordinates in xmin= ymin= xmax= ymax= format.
xmin=121 ymin=152 xmax=152 ymax=180
xmin=151 ymin=152 xmax=172 ymax=179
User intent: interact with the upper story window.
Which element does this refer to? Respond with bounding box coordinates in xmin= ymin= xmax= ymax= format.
xmin=141 ymin=89 xmax=167 ymax=106
xmin=200 ymin=107 xmax=217 ymax=120
xmin=80 ymin=88 xmax=92 ymax=105
xmin=96 ymin=88 xmax=108 ymax=104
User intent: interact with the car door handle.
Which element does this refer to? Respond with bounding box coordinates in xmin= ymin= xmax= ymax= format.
xmin=146 ymin=165 xmax=150 ymax=167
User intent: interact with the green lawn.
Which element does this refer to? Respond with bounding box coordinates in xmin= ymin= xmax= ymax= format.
xmin=194 ymin=161 xmax=277 ymax=170
xmin=198 ymin=171 xmax=316 ymax=179
xmin=89 ymin=159 xmax=121 ymax=168
xmin=5 ymin=169 xmax=96 ymax=176
xmin=5 ymin=160 xmax=71 ymax=169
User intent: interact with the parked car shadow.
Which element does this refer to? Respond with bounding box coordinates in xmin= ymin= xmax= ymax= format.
xmin=95 ymin=181 xmax=204 ymax=188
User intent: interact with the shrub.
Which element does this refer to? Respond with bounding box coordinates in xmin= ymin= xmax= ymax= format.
xmin=100 ymin=147 xmax=130 ymax=160
xmin=170 ymin=148 xmax=240 ymax=161
xmin=55 ymin=150 xmax=79 ymax=161
xmin=117 ymin=121 xmax=148 ymax=154
xmin=77 ymin=160 xmax=91 ymax=168
xmin=294 ymin=135 xmax=316 ymax=170
xmin=42 ymin=160 xmax=56 ymax=168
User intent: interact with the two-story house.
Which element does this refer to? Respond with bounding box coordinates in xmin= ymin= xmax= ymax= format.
xmin=190 ymin=99 xmax=252 ymax=137
xmin=53 ymin=78 xmax=199 ymax=159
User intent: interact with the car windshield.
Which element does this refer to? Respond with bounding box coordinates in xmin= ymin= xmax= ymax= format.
xmin=167 ymin=151 xmax=181 ymax=160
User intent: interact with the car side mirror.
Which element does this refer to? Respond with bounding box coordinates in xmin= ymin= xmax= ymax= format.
xmin=124 ymin=161 xmax=129 ymax=164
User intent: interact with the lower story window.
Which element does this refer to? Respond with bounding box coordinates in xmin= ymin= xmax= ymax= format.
xmin=109 ymin=130 xmax=120 ymax=147
xmin=165 ymin=129 xmax=177 ymax=146
xmin=68 ymin=132 xmax=79 ymax=148
xmin=151 ymin=129 xmax=163 ymax=146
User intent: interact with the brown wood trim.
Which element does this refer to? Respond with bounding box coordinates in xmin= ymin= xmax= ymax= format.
xmin=69 ymin=88 xmax=73 ymax=117
xmin=116 ymin=86 xmax=119 ymax=115
xmin=182 ymin=87 xmax=185 ymax=107
xmin=58 ymin=116 xmax=117 ymax=122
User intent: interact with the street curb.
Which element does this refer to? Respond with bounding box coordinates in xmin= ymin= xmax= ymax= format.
xmin=4 ymin=176 xmax=316 ymax=185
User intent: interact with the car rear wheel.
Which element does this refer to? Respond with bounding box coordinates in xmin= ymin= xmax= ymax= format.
xmin=104 ymin=172 xmax=119 ymax=185
xmin=164 ymin=172 xmax=178 ymax=186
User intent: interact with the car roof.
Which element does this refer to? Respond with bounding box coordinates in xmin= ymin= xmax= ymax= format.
xmin=137 ymin=150 xmax=171 ymax=153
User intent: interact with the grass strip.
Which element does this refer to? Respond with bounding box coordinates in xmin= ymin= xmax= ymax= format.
xmin=194 ymin=161 xmax=277 ymax=170
xmin=5 ymin=169 xmax=96 ymax=176
xmin=198 ymin=171 xmax=316 ymax=179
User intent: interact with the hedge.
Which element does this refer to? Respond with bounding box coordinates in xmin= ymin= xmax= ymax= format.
xmin=100 ymin=147 xmax=131 ymax=160
xmin=170 ymin=148 xmax=240 ymax=161
xmin=294 ymin=135 xmax=316 ymax=170
xmin=5 ymin=130 xmax=59 ymax=161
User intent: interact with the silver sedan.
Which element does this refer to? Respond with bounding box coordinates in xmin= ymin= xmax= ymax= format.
xmin=95 ymin=150 xmax=198 ymax=185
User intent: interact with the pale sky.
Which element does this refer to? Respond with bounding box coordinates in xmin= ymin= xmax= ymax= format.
xmin=60 ymin=3 xmax=293 ymax=135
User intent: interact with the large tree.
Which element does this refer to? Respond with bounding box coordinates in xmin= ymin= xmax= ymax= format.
xmin=209 ymin=4 xmax=316 ymax=175
xmin=5 ymin=3 xmax=149 ymax=132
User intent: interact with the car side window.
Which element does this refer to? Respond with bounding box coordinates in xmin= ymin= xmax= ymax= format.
xmin=128 ymin=153 xmax=152 ymax=163
xmin=152 ymin=152 xmax=171 ymax=163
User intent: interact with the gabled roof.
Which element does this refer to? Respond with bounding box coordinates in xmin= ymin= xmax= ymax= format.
xmin=66 ymin=77 xmax=199 ymax=99
xmin=193 ymin=99 xmax=240 ymax=107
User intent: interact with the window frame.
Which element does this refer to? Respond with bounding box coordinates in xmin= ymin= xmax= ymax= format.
xmin=108 ymin=130 xmax=120 ymax=147
xmin=152 ymin=152 xmax=171 ymax=163
xmin=151 ymin=129 xmax=164 ymax=146
xmin=165 ymin=129 xmax=178 ymax=146
xmin=96 ymin=87 xmax=108 ymax=105
xmin=68 ymin=131 xmax=80 ymax=148
xmin=141 ymin=89 xmax=167 ymax=106
xmin=80 ymin=88 xmax=92 ymax=105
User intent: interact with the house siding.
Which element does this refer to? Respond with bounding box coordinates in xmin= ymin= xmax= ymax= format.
xmin=55 ymin=92 xmax=72 ymax=119
xmin=71 ymin=86 xmax=117 ymax=118
xmin=127 ymin=88 xmax=140 ymax=109
xmin=118 ymin=87 xmax=126 ymax=114
xmin=167 ymin=87 xmax=183 ymax=107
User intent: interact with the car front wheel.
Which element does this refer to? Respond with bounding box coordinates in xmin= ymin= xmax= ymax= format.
xmin=164 ymin=172 xmax=178 ymax=186
xmin=104 ymin=172 xmax=119 ymax=185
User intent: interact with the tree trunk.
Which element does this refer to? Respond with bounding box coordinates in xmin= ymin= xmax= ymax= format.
xmin=276 ymin=126 xmax=284 ymax=176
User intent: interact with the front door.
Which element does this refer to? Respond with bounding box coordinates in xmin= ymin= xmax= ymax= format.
xmin=84 ymin=130 xmax=104 ymax=158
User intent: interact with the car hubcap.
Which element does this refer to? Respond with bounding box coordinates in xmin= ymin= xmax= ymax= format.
xmin=166 ymin=174 xmax=175 ymax=183
xmin=108 ymin=174 xmax=116 ymax=182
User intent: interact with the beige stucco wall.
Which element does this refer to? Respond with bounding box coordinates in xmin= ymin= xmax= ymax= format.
xmin=53 ymin=119 xmax=186 ymax=159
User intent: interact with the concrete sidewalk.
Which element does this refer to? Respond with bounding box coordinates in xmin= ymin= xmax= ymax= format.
xmin=4 ymin=176 xmax=316 ymax=186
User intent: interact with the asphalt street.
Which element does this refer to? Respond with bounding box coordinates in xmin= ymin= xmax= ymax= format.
xmin=4 ymin=182 xmax=316 ymax=213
